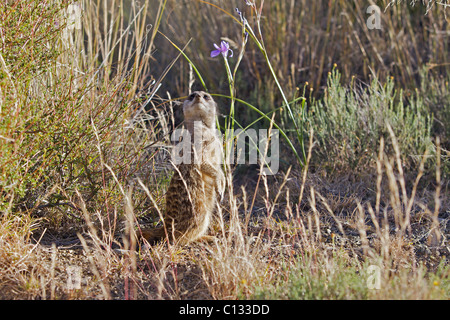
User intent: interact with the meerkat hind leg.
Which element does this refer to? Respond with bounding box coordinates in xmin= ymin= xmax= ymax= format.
xmin=196 ymin=235 xmax=217 ymax=244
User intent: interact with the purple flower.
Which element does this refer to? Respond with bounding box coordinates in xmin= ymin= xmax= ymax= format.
xmin=210 ymin=41 xmax=234 ymax=58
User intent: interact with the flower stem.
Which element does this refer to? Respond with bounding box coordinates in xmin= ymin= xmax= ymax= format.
xmin=223 ymin=55 xmax=236 ymax=166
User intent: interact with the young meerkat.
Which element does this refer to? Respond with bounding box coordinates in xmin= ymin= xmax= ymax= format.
xmin=141 ymin=91 xmax=225 ymax=245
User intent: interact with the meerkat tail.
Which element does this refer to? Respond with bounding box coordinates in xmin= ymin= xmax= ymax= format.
xmin=140 ymin=227 xmax=167 ymax=244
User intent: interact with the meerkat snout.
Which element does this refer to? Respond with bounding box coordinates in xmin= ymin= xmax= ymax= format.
xmin=184 ymin=91 xmax=214 ymax=108
xmin=188 ymin=91 xmax=211 ymax=102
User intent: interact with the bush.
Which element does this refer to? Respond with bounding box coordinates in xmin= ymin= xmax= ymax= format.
xmin=305 ymin=70 xmax=433 ymax=172
xmin=0 ymin=0 xmax=158 ymax=226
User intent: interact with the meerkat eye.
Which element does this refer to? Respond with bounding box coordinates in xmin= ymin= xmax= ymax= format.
xmin=188 ymin=93 xmax=195 ymax=101
xmin=203 ymin=94 xmax=210 ymax=100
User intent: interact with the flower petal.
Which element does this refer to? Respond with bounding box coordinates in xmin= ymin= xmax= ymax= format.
xmin=220 ymin=41 xmax=229 ymax=51
xmin=210 ymin=50 xmax=221 ymax=58
xmin=211 ymin=40 xmax=233 ymax=59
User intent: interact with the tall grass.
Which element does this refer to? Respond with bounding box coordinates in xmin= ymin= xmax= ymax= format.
xmin=0 ymin=0 xmax=168 ymax=297
xmin=155 ymin=0 xmax=449 ymax=169
xmin=158 ymin=0 xmax=449 ymax=98
xmin=0 ymin=0 xmax=168 ymax=219
xmin=250 ymin=134 xmax=449 ymax=300
xmin=137 ymin=133 xmax=448 ymax=300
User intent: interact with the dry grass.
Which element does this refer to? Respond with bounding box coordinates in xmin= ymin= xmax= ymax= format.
xmin=3 ymin=129 xmax=447 ymax=300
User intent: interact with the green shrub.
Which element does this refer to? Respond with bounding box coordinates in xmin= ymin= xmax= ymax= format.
xmin=252 ymin=252 xmax=371 ymax=300
xmin=252 ymin=254 xmax=450 ymax=300
xmin=0 ymin=0 xmax=157 ymax=223
xmin=418 ymin=68 xmax=450 ymax=177
xmin=305 ymin=70 xmax=433 ymax=172
xmin=1 ymin=0 xmax=71 ymax=209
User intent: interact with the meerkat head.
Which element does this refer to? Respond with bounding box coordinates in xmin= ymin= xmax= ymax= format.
xmin=183 ymin=91 xmax=217 ymax=128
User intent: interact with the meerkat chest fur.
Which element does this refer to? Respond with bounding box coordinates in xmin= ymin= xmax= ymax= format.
xmin=183 ymin=91 xmax=223 ymax=173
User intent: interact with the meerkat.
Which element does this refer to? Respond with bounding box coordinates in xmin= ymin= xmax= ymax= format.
xmin=141 ymin=91 xmax=225 ymax=245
